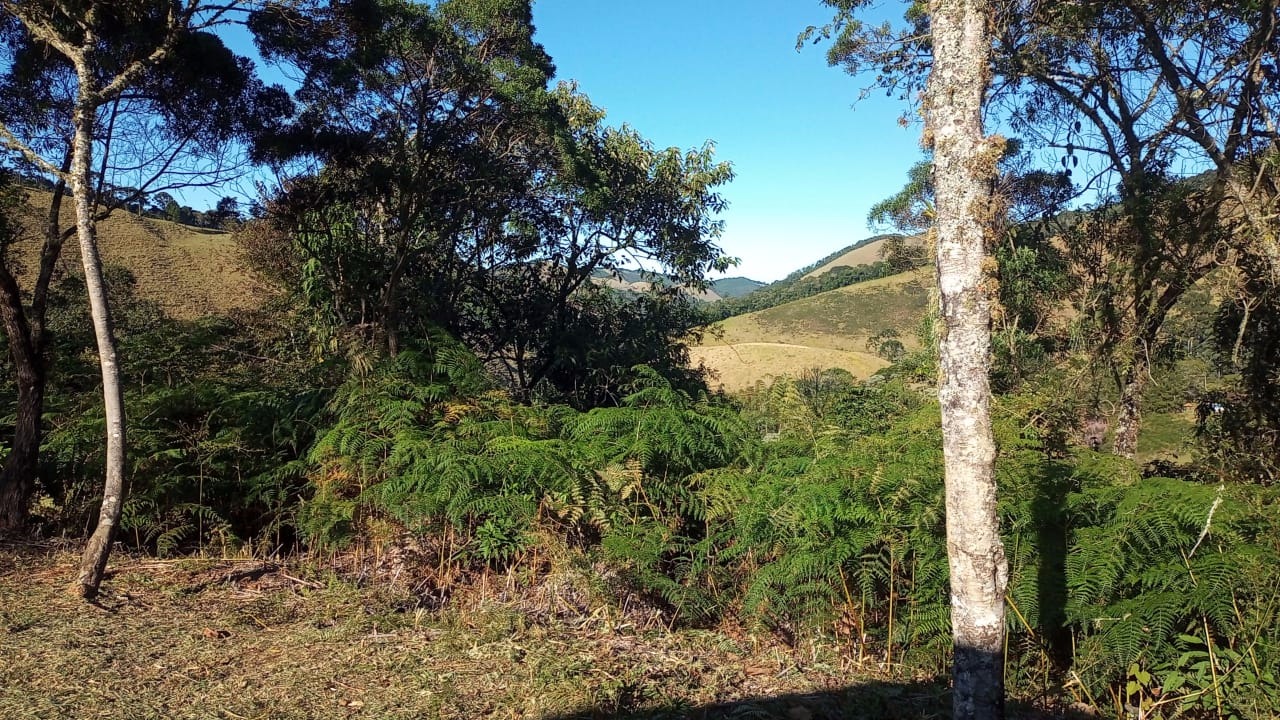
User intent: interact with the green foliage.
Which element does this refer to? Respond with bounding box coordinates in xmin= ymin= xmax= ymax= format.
xmin=720 ymin=405 xmax=952 ymax=664
xmin=29 ymin=265 xmax=326 ymax=551
xmin=1203 ymin=251 xmax=1280 ymax=482
xmin=1063 ymin=478 xmax=1278 ymax=695
xmin=865 ymin=328 xmax=906 ymax=362
xmin=301 ymin=337 xmax=596 ymax=557
xmin=22 ymin=261 xmax=1279 ymax=714
xmin=869 ymin=161 xmax=933 ymax=233
xmin=252 ymin=1 xmax=732 ymax=403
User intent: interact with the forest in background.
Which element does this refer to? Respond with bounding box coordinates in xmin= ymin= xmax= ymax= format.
xmin=1 ymin=1 xmax=1279 ymax=718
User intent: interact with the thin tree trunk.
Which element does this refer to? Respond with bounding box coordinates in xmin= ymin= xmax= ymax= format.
xmin=928 ymin=1 xmax=1008 ymax=718
xmin=69 ymin=98 xmax=128 ymax=600
xmin=0 ymin=159 xmax=71 ymax=532
xmin=0 ymin=271 xmax=43 ymax=532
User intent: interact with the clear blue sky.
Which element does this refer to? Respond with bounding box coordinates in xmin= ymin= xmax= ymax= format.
xmin=531 ymin=1 xmax=924 ymax=281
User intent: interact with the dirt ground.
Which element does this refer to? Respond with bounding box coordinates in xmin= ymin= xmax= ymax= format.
xmin=0 ymin=542 xmax=965 ymax=720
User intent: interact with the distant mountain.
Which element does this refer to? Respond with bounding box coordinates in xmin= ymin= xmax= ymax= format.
xmin=590 ymin=268 xmax=765 ymax=303
xmin=596 ymin=267 xmax=659 ymax=284
xmin=710 ymin=276 xmax=766 ymax=298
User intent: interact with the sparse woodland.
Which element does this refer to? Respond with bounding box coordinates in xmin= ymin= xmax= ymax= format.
xmin=1 ymin=1 xmax=1279 ymax=719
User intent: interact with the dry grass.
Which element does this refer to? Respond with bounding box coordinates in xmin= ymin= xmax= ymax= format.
xmin=802 ymin=237 xmax=925 ymax=280
xmin=692 ymin=343 xmax=887 ymax=393
xmin=0 ymin=544 xmax=956 ymax=720
xmin=690 ymin=272 xmax=928 ymax=391
xmin=706 ymin=271 xmax=930 ymax=353
xmin=7 ymin=190 xmax=274 ymax=321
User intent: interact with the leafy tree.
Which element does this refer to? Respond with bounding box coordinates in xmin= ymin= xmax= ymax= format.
xmin=813 ymin=1 xmax=1280 ymax=456
xmin=210 ymin=196 xmax=242 ymax=228
xmin=253 ymin=0 xmax=731 ymax=402
xmin=0 ymin=0 xmax=289 ymax=596
xmin=869 ymin=159 xmax=934 ymax=233
xmin=248 ymin=0 xmax=559 ymax=356
xmin=460 ymin=86 xmax=731 ymax=400
xmin=1000 ymin=1 xmax=1279 ymax=455
xmin=865 ymin=328 xmax=906 ymax=362
xmin=1205 ymin=251 xmax=1280 ymax=482
xmin=146 ymin=191 xmax=176 ymax=216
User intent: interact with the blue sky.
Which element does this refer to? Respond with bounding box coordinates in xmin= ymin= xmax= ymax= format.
xmin=211 ymin=2 xmax=925 ymax=283
xmin=531 ymin=1 xmax=924 ymax=281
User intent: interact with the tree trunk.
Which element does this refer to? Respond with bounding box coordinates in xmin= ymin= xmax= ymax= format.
xmin=0 ymin=325 xmax=43 ymax=532
xmin=0 ymin=269 xmax=44 ymax=531
xmin=0 ymin=347 xmax=43 ymax=534
xmin=1112 ymin=362 xmax=1145 ymax=459
xmin=69 ymin=98 xmax=128 ymax=600
xmin=928 ymin=1 xmax=1008 ymax=718
xmin=0 ymin=160 xmax=71 ymax=533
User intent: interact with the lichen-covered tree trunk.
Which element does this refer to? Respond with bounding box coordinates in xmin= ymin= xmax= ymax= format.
xmin=1112 ymin=363 xmax=1146 ymax=459
xmin=927 ymin=1 xmax=1008 ymax=718
xmin=69 ymin=96 xmax=128 ymax=600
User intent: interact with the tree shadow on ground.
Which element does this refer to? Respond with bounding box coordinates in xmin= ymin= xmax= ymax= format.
xmin=547 ymin=676 xmax=1098 ymax=720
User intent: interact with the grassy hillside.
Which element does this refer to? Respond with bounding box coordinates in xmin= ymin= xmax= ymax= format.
xmin=693 ymin=270 xmax=931 ymax=391
xmin=710 ymin=270 xmax=930 ymax=350
xmin=803 ymin=234 xmax=925 ymax=279
xmin=8 ymin=190 xmax=271 ymax=320
xmin=590 ymin=268 xmax=724 ymax=302
xmin=691 ymin=342 xmax=888 ymax=393
xmin=778 ymin=234 xmax=895 ymax=282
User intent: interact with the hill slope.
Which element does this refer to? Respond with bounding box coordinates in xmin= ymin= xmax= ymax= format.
xmin=9 ymin=191 xmax=271 ymax=320
xmin=693 ymin=270 xmax=931 ymax=392
xmin=591 ymin=268 xmax=766 ymax=303
xmin=710 ymin=276 xmax=766 ymax=298
xmin=803 ymin=234 xmax=925 ymax=279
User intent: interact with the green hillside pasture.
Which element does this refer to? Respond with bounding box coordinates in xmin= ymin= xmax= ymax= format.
xmin=708 ymin=270 xmax=930 ymax=353
xmin=690 ymin=270 xmax=929 ymax=392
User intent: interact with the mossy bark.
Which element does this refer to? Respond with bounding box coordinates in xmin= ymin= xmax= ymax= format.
xmin=927 ymin=0 xmax=1008 ymax=718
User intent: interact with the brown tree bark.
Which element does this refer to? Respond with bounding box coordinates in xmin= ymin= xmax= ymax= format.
xmin=0 ymin=160 xmax=70 ymax=532
xmin=0 ymin=267 xmax=43 ymax=532
xmin=927 ymin=0 xmax=1008 ymax=718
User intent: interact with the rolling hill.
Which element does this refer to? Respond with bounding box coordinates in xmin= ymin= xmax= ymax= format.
xmin=590 ymin=268 xmax=765 ymax=302
xmin=802 ymin=234 xmax=925 ymax=279
xmin=692 ymin=270 xmax=932 ymax=392
xmin=8 ymin=189 xmax=930 ymax=395
xmin=710 ymin=276 xmax=767 ymax=298
xmin=8 ymin=190 xmax=272 ymax=320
